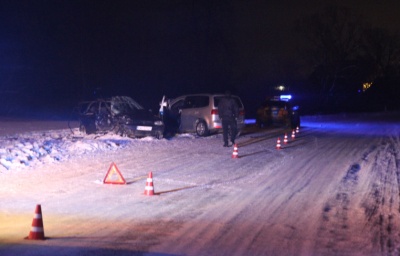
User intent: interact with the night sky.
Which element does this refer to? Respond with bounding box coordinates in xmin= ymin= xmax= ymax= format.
xmin=1 ymin=0 xmax=399 ymax=117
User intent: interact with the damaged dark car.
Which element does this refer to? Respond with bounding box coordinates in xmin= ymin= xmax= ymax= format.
xmin=77 ymin=96 xmax=164 ymax=139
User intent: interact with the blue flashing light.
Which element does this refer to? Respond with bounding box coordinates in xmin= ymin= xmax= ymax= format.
xmin=280 ymin=94 xmax=292 ymax=101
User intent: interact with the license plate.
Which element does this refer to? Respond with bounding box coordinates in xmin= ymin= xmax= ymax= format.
xmin=137 ymin=126 xmax=152 ymax=131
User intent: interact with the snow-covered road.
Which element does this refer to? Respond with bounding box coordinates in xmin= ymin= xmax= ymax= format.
xmin=0 ymin=112 xmax=399 ymax=255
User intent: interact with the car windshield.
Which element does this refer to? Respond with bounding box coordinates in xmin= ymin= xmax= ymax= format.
xmin=111 ymin=96 xmax=144 ymax=115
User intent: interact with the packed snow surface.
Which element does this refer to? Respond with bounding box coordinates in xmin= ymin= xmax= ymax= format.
xmin=0 ymin=112 xmax=399 ymax=255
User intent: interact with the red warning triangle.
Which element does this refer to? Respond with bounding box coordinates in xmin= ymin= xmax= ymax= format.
xmin=103 ymin=162 xmax=126 ymax=185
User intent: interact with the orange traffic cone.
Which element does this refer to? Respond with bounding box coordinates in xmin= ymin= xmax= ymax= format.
xmin=26 ymin=204 xmax=45 ymax=240
xmin=283 ymin=133 xmax=288 ymax=144
xmin=232 ymin=144 xmax=239 ymax=158
xmin=276 ymin=138 xmax=281 ymax=149
xmin=144 ymin=172 xmax=155 ymax=196
xmin=296 ymin=126 xmax=299 ymax=133
xmin=291 ymin=130 xmax=296 ymax=139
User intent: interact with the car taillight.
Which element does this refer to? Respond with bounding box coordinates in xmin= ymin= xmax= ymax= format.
xmin=211 ymin=109 xmax=218 ymax=115
xmin=239 ymin=110 xmax=245 ymax=116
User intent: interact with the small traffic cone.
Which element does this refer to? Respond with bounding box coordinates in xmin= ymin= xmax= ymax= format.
xmin=283 ymin=133 xmax=288 ymax=144
xmin=144 ymin=172 xmax=155 ymax=196
xmin=26 ymin=204 xmax=45 ymax=240
xmin=276 ymin=138 xmax=281 ymax=149
xmin=296 ymin=126 xmax=299 ymax=133
xmin=291 ymin=130 xmax=296 ymax=139
xmin=232 ymin=144 xmax=239 ymax=158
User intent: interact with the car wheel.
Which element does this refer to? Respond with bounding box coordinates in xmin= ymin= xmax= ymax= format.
xmin=155 ymin=131 xmax=163 ymax=139
xmin=124 ymin=129 xmax=135 ymax=138
xmin=291 ymin=117 xmax=300 ymax=129
xmin=116 ymin=125 xmax=133 ymax=138
xmin=196 ymin=120 xmax=209 ymax=137
xmin=296 ymin=118 xmax=301 ymax=128
xmin=256 ymin=118 xmax=264 ymax=128
xmin=79 ymin=124 xmax=87 ymax=135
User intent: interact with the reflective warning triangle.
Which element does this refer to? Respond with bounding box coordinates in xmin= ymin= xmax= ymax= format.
xmin=103 ymin=162 xmax=126 ymax=185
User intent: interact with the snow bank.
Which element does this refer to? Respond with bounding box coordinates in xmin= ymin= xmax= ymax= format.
xmin=0 ymin=128 xmax=138 ymax=171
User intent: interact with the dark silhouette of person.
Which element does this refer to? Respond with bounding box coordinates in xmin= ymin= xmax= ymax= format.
xmin=218 ymin=91 xmax=239 ymax=147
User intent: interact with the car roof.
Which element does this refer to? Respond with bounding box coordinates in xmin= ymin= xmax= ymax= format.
xmin=170 ymin=93 xmax=244 ymax=99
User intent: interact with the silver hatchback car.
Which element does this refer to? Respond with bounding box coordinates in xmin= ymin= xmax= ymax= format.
xmin=162 ymin=94 xmax=245 ymax=136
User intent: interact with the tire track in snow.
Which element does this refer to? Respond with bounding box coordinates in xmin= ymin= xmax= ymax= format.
xmin=315 ymin=162 xmax=361 ymax=254
xmin=360 ymin=137 xmax=400 ymax=255
xmin=313 ymin=140 xmax=382 ymax=254
xmin=316 ymin=136 xmax=400 ymax=255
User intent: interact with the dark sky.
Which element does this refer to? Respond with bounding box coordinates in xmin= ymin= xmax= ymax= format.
xmin=1 ymin=0 xmax=399 ymax=114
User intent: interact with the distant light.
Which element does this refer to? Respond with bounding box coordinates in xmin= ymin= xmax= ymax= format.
xmin=280 ymin=94 xmax=292 ymax=101
xmin=276 ymin=85 xmax=286 ymax=91
xmin=363 ymin=82 xmax=372 ymax=92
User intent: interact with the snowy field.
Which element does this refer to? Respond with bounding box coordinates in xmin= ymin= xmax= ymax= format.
xmin=0 ymin=112 xmax=399 ymax=255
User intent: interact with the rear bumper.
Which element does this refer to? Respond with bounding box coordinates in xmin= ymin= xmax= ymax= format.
xmin=209 ymin=120 xmax=246 ymax=133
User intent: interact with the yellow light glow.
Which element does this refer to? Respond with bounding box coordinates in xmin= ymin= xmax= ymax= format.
xmin=363 ymin=82 xmax=372 ymax=92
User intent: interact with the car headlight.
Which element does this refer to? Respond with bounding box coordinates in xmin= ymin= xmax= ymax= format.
xmin=154 ymin=120 xmax=164 ymax=126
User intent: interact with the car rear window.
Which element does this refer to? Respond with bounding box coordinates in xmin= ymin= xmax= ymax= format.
xmin=214 ymin=96 xmax=243 ymax=108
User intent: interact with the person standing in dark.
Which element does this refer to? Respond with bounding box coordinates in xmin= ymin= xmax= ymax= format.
xmin=218 ymin=91 xmax=239 ymax=147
